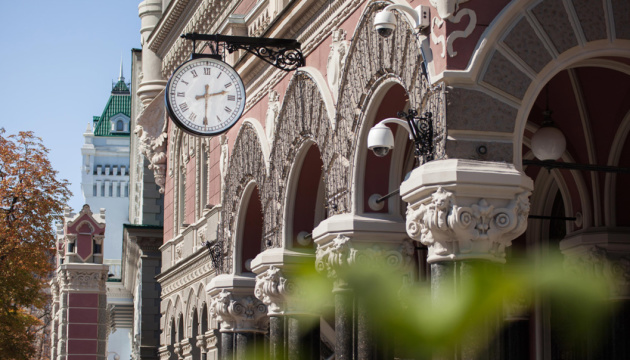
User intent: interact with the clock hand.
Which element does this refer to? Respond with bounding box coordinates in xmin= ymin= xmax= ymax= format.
xmin=195 ymin=86 xmax=229 ymax=125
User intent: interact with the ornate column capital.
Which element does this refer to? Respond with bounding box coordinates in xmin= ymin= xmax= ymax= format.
xmin=315 ymin=234 xmax=415 ymax=291
xmin=209 ymin=290 xmax=268 ymax=333
xmin=561 ymin=229 xmax=630 ymax=299
xmin=158 ymin=345 xmax=172 ymax=360
xmin=254 ymin=266 xmax=293 ymax=315
xmin=401 ymin=160 xmax=533 ymax=263
xmin=251 ymin=248 xmax=317 ymax=316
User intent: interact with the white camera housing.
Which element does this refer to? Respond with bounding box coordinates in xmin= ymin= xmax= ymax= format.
xmin=367 ymin=122 xmax=395 ymax=157
xmin=374 ymin=10 xmax=397 ymax=38
xmin=373 ymin=5 xmax=430 ymax=38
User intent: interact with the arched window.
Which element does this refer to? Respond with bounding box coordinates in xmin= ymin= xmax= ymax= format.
xmin=116 ymin=120 xmax=124 ymax=131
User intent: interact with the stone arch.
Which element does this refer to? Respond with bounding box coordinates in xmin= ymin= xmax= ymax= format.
xmin=184 ymin=287 xmax=198 ymax=338
xmin=242 ymin=118 xmax=271 ymax=174
xmin=263 ymin=70 xmax=335 ymax=248
xmin=170 ymin=128 xmax=189 ymax=237
xmin=445 ymin=0 xmax=630 ymax=164
xmin=163 ymin=298 xmax=174 ymax=345
xmin=232 ymin=180 xmax=264 ymax=274
xmin=334 ymin=0 xmax=445 ymax=214
xmin=218 ymin=122 xmax=266 ymax=274
xmin=282 ymin=139 xmax=326 ymax=248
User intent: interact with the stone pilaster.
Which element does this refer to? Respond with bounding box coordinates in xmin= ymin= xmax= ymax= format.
xmin=401 ymin=159 xmax=533 ymax=360
xmin=137 ymin=0 xmax=165 ymax=107
xmin=252 ymin=248 xmax=319 ymax=360
xmin=313 ymin=213 xmax=413 ymax=360
xmin=207 ymin=274 xmax=268 ymax=359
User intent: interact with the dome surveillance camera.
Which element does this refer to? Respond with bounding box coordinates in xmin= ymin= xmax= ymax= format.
xmin=367 ymin=122 xmax=395 ymax=157
xmin=371 ymin=146 xmax=392 ymax=157
xmin=374 ymin=10 xmax=397 ymax=38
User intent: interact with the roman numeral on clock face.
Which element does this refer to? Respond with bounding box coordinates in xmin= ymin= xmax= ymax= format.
xmin=191 ymin=70 xmax=198 ymax=77
xmin=179 ymin=102 xmax=189 ymax=112
xmin=189 ymin=112 xmax=197 ymax=121
xmin=224 ymin=106 xmax=232 ymax=113
xmin=227 ymin=95 xmax=235 ymax=101
xmin=224 ymin=82 xmax=233 ymax=89
xmin=177 ymin=92 xmax=185 ymax=97
xmin=204 ymin=68 xmax=211 ymax=75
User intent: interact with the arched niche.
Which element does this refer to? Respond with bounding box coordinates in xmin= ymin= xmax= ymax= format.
xmin=219 ymin=122 xmax=266 ymax=274
xmin=336 ymin=1 xmax=445 ymax=214
xmin=354 ymin=80 xmax=416 ymax=215
xmin=233 ymin=181 xmax=264 ymax=274
xmin=263 ymin=71 xmax=334 ymax=249
xmin=283 ymin=140 xmax=326 ymax=249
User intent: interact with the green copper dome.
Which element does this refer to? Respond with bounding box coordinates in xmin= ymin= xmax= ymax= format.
xmin=92 ymin=78 xmax=131 ymax=137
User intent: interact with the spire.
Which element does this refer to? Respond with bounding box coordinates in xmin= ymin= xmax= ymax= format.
xmin=118 ymin=54 xmax=125 ymax=82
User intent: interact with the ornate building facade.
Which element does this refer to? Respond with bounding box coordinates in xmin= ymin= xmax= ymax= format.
xmin=51 ymin=205 xmax=109 ymax=360
xmin=81 ymin=66 xmax=135 ymax=359
xmin=132 ymin=0 xmax=630 ymax=358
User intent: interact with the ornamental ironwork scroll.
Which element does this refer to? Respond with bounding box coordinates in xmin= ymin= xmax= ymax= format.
xmin=181 ymin=33 xmax=305 ymax=72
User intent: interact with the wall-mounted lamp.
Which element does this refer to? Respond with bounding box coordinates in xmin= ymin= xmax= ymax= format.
xmin=530 ymin=86 xmax=566 ymax=161
xmin=373 ymin=4 xmax=430 ymax=38
xmin=367 ymin=110 xmax=434 ymax=160
xmin=531 ymin=109 xmax=566 ymax=161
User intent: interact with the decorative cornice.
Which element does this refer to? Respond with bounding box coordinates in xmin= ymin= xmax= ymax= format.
xmin=147 ymin=0 xmax=195 ymax=54
xmin=158 ymin=251 xmax=213 ymax=298
xmin=406 ymin=187 xmax=530 ymax=263
xmin=210 ymin=290 xmax=268 ymax=332
xmin=57 ymin=267 xmax=109 ymax=293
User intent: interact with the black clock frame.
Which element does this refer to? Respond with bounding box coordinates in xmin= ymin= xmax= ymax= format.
xmin=165 ymin=57 xmax=246 ymax=137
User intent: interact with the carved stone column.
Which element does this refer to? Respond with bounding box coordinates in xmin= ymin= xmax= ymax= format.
xmin=179 ymin=338 xmax=193 ymax=360
xmin=252 ymin=248 xmax=318 ymax=360
xmin=196 ymin=331 xmax=218 ymax=360
xmin=207 ymin=275 xmax=268 ymax=360
xmin=401 ymin=159 xmax=533 ymax=360
xmin=137 ymin=0 xmax=166 ymax=107
xmin=157 ymin=346 xmax=171 ymax=360
xmin=313 ymin=214 xmax=413 ymax=360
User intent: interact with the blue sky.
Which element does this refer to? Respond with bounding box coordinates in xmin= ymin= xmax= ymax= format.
xmin=0 ymin=1 xmax=141 ymax=212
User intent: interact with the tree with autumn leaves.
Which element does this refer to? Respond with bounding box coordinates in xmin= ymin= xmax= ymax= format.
xmin=0 ymin=129 xmax=71 ymax=360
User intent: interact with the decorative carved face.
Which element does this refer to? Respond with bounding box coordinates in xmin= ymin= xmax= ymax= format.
xmin=431 ymin=188 xmax=452 ymax=211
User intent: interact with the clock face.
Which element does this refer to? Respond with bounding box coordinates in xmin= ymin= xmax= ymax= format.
xmin=166 ymin=57 xmax=246 ymax=136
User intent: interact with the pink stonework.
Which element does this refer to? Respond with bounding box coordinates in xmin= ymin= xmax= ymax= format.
xmin=68 ymin=324 xmax=98 ymax=339
xmin=67 ymin=339 xmax=98 ymax=354
xmin=68 ymin=355 xmax=98 ymax=360
xmin=69 ymin=293 xmax=99 ymax=308
xmin=68 ymin=308 xmax=98 ymax=323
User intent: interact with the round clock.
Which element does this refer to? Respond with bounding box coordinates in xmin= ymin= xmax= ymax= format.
xmin=165 ymin=57 xmax=246 ymax=136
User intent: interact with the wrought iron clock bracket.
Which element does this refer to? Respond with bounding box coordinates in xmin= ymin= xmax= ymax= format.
xmin=202 ymin=240 xmax=223 ymax=271
xmin=397 ymin=110 xmax=434 ymax=161
xmin=182 ymin=33 xmax=305 ymax=71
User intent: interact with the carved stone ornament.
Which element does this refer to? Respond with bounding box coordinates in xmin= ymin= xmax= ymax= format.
xmin=406 ymin=187 xmax=530 ymax=263
xmin=326 ymin=28 xmax=349 ymax=102
xmin=254 ymin=266 xmax=298 ymax=315
xmin=63 ymin=269 xmax=107 ymax=292
xmin=158 ymin=346 xmax=172 ymax=360
xmin=209 ymin=290 xmax=268 ymax=332
xmin=265 ymin=90 xmax=280 ymax=142
xmin=429 ymin=0 xmax=477 ymax=58
xmin=135 ymin=89 xmax=168 ymax=193
xmin=564 ymin=246 xmax=630 ymax=299
xmin=315 ymin=235 xmax=415 ymax=291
